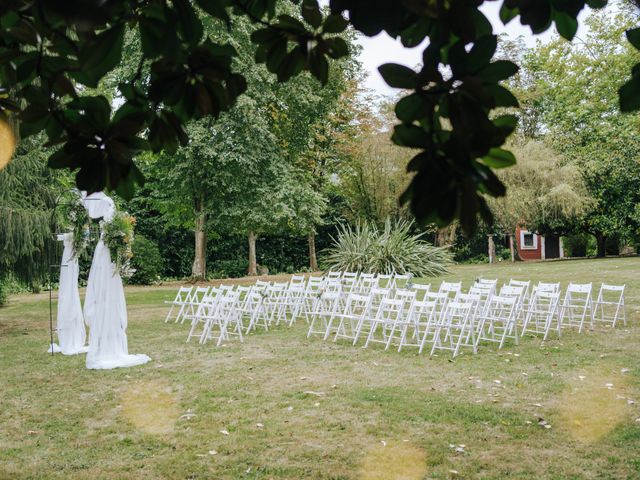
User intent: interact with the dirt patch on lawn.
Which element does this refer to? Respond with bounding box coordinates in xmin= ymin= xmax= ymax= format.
xmin=120 ymin=379 xmax=180 ymax=435
xmin=554 ymin=368 xmax=633 ymax=443
xmin=358 ymin=441 xmax=427 ymax=480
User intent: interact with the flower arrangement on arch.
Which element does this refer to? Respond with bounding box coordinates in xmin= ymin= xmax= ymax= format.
xmin=102 ymin=212 xmax=136 ymax=278
xmin=59 ymin=193 xmax=91 ymax=259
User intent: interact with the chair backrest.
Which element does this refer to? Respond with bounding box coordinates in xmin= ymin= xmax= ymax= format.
xmin=442 ymin=300 xmax=474 ymax=326
xmin=408 ymin=299 xmax=437 ymax=320
xmin=567 ymin=282 xmax=592 ymax=295
xmin=255 ymin=280 xmax=271 ymax=289
xmin=499 ymin=285 xmax=524 ymax=298
xmin=411 ymin=283 xmax=430 ymax=300
xmin=600 ymin=283 xmax=625 ymax=292
xmin=290 ymin=274 xmax=306 ymax=285
xmin=342 ymin=271 xmax=358 ymax=280
xmin=306 ymin=277 xmax=324 ymax=288
xmin=323 ymin=279 xmax=343 ymax=295
xmin=469 ymin=284 xmax=492 ymax=296
xmin=531 ymin=290 xmax=560 ymax=309
xmin=439 ymin=281 xmax=462 ymax=296
xmin=191 ymin=286 xmax=210 ymax=303
xmin=326 ymin=271 xmax=342 ymax=279
xmin=509 ymin=279 xmax=531 ymax=297
xmin=536 ymin=282 xmax=560 ymax=293
xmin=174 ymin=286 xmax=193 ymax=302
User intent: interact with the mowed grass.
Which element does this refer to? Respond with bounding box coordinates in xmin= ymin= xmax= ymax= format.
xmin=1 ymin=258 xmax=640 ymax=479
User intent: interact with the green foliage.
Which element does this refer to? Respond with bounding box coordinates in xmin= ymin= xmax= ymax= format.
xmin=129 ymin=235 xmax=164 ymax=285
xmin=0 ymin=134 xmax=63 ymax=290
xmin=58 ymin=192 xmax=91 ymax=259
xmin=563 ymin=233 xmax=596 ymax=258
xmin=486 ymin=139 xmax=590 ymax=236
xmin=102 ymin=212 xmax=135 ymax=277
xmin=516 ymin=9 xmax=640 ymax=250
xmin=322 ymin=218 xmax=452 ymax=277
xmin=5 ymin=0 xmax=637 ymax=234
xmin=0 ymin=278 xmax=7 ymax=307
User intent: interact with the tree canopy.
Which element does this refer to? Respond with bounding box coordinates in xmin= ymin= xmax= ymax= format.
xmin=2 ymin=0 xmax=639 ymax=234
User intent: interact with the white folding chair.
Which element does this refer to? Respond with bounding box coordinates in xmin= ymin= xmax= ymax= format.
xmin=164 ymin=286 xmax=193 ymax=323
xmin=469 ymin=284 xmax=493 ymax=315
xmin=307 ymin=290 xmax=342 ymax=338
xmin=363 ymin=298 xmax=406 ymax=348
xmin=593 ymin=284 xmax=626 ymax=328
xmin=302 ymin=276 xmax=325 ymax=320
xmin=509 ymin=279 xmax=531 ymax=300
xmin=242 ymin=290 xmax=270 ymax=334
xmin=186 ymin=287 xmax=220 ymax=342
xmin=521 ymin=290 xmax=560 ymax=340
xmin=263 ymin=282 xmax=288 ymax=325
xmin=181 ymin=286 xmax=211 ymax=325
xmin=331 ymin=293 xmax=373 ymax=342
xmin=498 ymin=284 xmax=526 ymax=325
xmin=475 ymin=295 xmax=519 ymax=349
xmin=428 ymin=300 xmax=476 ymax=357
xmin=559 ymin=283 xmax=594 ymax=333
xmin=276 ymin=283 xmax=306 ymax=326
xmin=200 ymin=291 xmax=244 ymax=346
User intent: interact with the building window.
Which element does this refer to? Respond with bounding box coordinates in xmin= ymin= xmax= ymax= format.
xmin=520 ymin=230 xmax=538 ymax=250
xmin=523 ymin=233 xmax=534 ymax=247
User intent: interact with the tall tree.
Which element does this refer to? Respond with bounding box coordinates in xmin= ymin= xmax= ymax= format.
xmin=0 ymin=135 xmax=63 ymax=302
xmin=517 ymin=9 xmax=640 ymax=256
xmin=486 ymin=139 xmax=590 ymax=260
xmin=5 ymin=1 xmax=636 ymax=234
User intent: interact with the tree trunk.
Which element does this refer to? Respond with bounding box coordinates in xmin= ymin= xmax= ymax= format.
xmin=488 ymin=235 xmax=496 ymax=264
xmin=435 ymin=224 xmax=457 ymax=247
xmin=509 ymin=234 xmax=516 ymax=262
xmin=308 ymin=231 xmax=318 ymax=271
xmin=248 ymin=231 xmax=258 ymax=276
xmin=595 ymin=233 xmax=606 ymax=258
xmin=191 ymin=206 xmax=207 ymax=280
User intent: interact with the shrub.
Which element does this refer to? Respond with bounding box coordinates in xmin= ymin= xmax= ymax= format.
xmin=322 ymin=218 xmax=452 ymax=277
xmin=129 ymin=235 xmax=164 ymax=285
xmin=0 ymin=279 xmax=7 ymax=307
xmin=563 ymin=233 xmax=594 ymax=257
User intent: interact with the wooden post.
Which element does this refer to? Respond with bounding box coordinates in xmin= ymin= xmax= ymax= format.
xmin=488 ymin=234 xmax=496 ymax=264
xmin=509 ymin=234 xmax=516 ymax=262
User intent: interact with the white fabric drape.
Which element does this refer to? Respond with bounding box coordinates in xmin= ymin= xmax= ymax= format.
xmin=48 ymin=232 xmax=88 ymax=355
xmin=82 ymin=192 xmax=150 ymax=370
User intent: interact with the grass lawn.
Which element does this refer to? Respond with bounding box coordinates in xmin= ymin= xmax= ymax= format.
xmin=1 ymin=257 xmax=640 ymax=479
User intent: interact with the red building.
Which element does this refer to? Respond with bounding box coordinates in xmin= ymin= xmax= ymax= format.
xmin=514 ymin=226 xmax=564 ymax=261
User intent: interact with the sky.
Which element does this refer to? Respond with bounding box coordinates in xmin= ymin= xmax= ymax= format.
xmin=355 ymin=3 xmax=590 ymax=98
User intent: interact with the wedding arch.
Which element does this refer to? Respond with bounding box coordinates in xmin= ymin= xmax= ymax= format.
xmin=48 ymin=190 xmax=150 ymax=369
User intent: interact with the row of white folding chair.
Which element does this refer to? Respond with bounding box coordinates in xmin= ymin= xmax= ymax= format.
xmin=325 ymin=271 xmax=414 ymax=290
xmin=308 ymin=285 xmax=520 ymax=357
